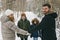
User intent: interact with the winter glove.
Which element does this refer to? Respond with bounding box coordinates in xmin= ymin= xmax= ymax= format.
xmin=26 ymin=32 xmax=31 ymax=36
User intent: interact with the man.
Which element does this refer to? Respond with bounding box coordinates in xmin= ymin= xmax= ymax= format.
xmin=33 ymin=3 xmax=57 ymax=40
xmin=1 ymin=9 xmax=30 ymax=40
xmin=17 ymin=13 xmax=30 ymax=40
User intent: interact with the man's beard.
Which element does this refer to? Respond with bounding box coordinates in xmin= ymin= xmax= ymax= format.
xmin=43 ymin=11 xmax=50 ymax=15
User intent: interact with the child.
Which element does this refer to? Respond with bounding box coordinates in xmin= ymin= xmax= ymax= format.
xmin=29 ymin=18 xmax=41 ymax=40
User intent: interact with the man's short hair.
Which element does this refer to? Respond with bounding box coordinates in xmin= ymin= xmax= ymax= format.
xmin=42 ymin=3 xmax=51 ymax=8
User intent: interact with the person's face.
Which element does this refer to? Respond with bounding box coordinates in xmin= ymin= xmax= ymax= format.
xmin=8 ymin=14 xmax=14 ymax=22
xmin=42 ymin=6 xmax=50 ymax=15
xmin=34 ymin=21 xmax=37 ymax=24
xmin=21 ymin=16 xmax=26 ymax=20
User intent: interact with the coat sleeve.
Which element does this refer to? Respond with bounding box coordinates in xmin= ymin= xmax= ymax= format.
xmin=37 ymin=18 xmax=47 ymax=30
xmin=27 ymin=21 xmax=30 ymax=31
xmin=7 ymin=21 xmax=30 ymax=35
xmin=28 ymin=25 xmax=32 ymax=33
xmin=11 ymin=25 xmax=30 ymax=35
xmin=37 ymin=17 xmax=55 ymax=30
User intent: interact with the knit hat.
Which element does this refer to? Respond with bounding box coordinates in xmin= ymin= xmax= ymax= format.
xmin=5 ymin=9 xmax=14 ymax=16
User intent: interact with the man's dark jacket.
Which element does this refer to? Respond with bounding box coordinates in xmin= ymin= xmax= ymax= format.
xmin=34 ymin=12 xmax=57 ymax=40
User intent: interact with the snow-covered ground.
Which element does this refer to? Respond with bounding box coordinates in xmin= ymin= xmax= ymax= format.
xmin=0 ymin=11 xmax=60 ymax=40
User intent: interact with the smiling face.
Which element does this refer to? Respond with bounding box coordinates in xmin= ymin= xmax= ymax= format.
xmin=32 ymin=18 xmax=39 ymax=25
xmin=21 ymin=16 xmax=26 ymax=20
xmin=21 ymin=13 xmax=26 ymax=21
xmin=42 ymin=4 xmax=51 ymax=15
xmin=34 ymin=21 xmax=37 ymax=24
xmin=42 ymin=6 xmax=50 ymax=15
xmin=8 ymin=14 xmax=14 ymax=22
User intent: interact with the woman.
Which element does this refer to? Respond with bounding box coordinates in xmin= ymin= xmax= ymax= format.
xmin=17 ymin=13 xmax=30 ymax=40
xmin=1 ymin=9 xmax=30 ymax=40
